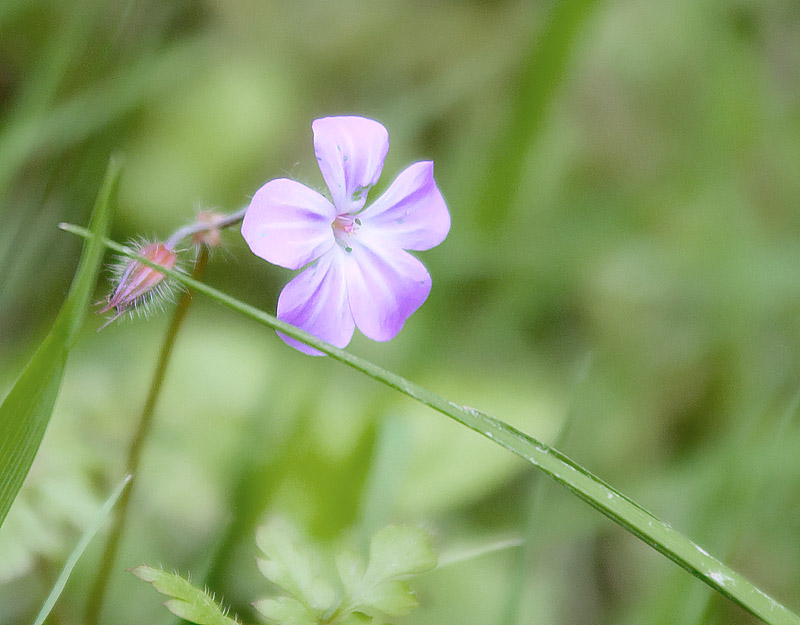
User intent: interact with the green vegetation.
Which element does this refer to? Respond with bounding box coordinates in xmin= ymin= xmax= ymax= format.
xmin=1 ymin=1 xmax=800 ymax=624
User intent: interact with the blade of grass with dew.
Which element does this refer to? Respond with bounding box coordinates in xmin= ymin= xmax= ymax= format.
xmin=58 ymin=224 xmax=800 ymax=625
xmin=32 ymin=475 xmax=131 ymax=625
xmin=639 ymin=387 xmax=800 ymax=625
xmin=501 ymin=353 xmax=593 ymax=625
xmin=0 ymin=159 xmax=119 ymax=529
xmin=688 ymin=388 xmax=800 ymax=625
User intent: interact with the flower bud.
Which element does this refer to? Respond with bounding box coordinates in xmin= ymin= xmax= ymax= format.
xmin=99 ymin=241 xmax=178 ymax=329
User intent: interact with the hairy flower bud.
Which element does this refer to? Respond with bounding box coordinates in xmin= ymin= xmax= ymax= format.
xmin=98 ymin=241 xmax=179 ymax=329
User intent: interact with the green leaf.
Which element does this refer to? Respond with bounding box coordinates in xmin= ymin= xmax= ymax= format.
xmin=475 ymin=0 xmax=598 ymax=233
xmin=337 ymin=613 xmax=371 ymax=625
xmin=252 ymin=597 xmax=317 ymax=625
xmin=338 ymin=527 xmax=434 ymax=620
xmin=335 ymin=549 xmax=366 ymax=597
xmin=60 ymin=225 xmax=800 ymax=625
xmin=131 ymin=565 xmax=239 ymax=625
xmin=253 ymin=523 xmax=432 ymax=624
xmin=31 ymin=475 xmax=130 ymax=625
xmin=360 ymin=580 xmax=417 ymax=618
xmin=255 ymin=517 xmax=336 ymax=612
xmin=364 ymin=526 xmax=437 ymax=582
xmin=0 ymin=158 xmax=120 ymax=530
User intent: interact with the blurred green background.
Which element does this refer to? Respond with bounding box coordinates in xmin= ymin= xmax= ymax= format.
xmin=2 ymin=0 xmax=800 ymax=623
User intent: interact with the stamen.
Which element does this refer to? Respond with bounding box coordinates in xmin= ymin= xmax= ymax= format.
xmin=333 ymin=214 xmax=360 ymax=237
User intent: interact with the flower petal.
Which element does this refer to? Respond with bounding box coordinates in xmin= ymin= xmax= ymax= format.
xmin=277 ymin=249 xmax=355 ymax=356
xmin=343 ymin=236 xmax=432 ymax=342
xmin=313 ymin=116 xmax=389 ymax=214
xmin=242 ymin=178 xmax=336 ymax=270
xmin=358 ymin=161 xmax=450 ymax=251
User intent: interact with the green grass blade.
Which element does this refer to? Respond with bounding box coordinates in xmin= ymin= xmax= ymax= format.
xmin=476 ymin=0 xmax=598 ymax=233
xmin=32 ymin=475 xmax=131 ymax=625
xmin=58 ymin=225 xmax=800 ymax=625
xmin=501 ymin=354 xmax=592 ymax=625
xmin=0 ymin=158 xmax=120 ymax=529
xmin=0 ymin=40 xmax=201 ymax=202
xmin=690 ymin=389 xmax=800 ymax=625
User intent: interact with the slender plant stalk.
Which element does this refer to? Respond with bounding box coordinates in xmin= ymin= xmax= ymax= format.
xmin=166 ymin=206 xmax=246 ymax=248
xmin=62 ymin=224 xmax=800 ymax=625
xmin=84 ymin=247 xmax=209 ymax=625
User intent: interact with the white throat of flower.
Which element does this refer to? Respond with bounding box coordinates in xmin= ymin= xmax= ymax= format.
xmin=332 ymin=214 xmax=362 ymax=252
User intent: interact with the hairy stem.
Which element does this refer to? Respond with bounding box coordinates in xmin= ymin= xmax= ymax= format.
xmin=84 ymin=246 xmax=209 ymax=625
xmin=165 ymin=206 xmax=246 ymax=249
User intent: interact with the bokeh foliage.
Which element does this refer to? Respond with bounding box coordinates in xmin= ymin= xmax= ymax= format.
xmin=1 ymin=0 xmax=800 ymax=624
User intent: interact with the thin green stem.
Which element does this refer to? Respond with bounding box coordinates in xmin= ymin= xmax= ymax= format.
xmin=61 ymin=224 xmax=800 ymax=625
xmin=84 ymin=246 xmax=209 ymax=625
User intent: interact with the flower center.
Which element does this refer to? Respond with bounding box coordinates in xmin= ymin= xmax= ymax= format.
xmin=332 ymin=214 xmax=362 ymax=251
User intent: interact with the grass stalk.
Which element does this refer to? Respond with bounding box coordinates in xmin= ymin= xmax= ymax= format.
xmin=83 ymin=247 xmax=209 ymax=625
xmin=62 ymin=225 xmax=800 ymax=625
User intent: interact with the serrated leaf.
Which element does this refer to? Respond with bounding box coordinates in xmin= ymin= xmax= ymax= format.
xmin=131 ymin=565 xmax=239 ymax=625
xmin=165 ymin=599 xmax=219 ymax=622
xmin=255 ymin=517 xmax=336 ymax=612
xmin=364 ymin=526 xmax=437 ymax=584
xmin=335 ymin=549 xmax=366 ymax=597
xmin=360 ymin=580 xmax=417 ymax=618
xmin=0 ymin=158 xmax=119 ymax=530
xmin=252 ymin=597 xmax=317 ymax=625
xmin=336 ymin=526 xmax=434 ymax=622
xmin=337 ymin=613 xmax=371 ymax=625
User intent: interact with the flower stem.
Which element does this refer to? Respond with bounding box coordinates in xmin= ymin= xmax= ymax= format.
xmin=165 ymin=206 xmax=246 ymax=249
xmin=84 ymin=246 xmax=209 ymax=625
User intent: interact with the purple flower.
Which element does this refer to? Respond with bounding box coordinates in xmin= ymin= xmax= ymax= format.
xmin=242 ymin=116 xmax=450 ymax=355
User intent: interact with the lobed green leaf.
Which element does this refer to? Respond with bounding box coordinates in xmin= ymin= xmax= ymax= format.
xmin=360 ymin=579 xmax=418 ymax=617
xmin=255 ymin=517 xmax=337 ymax=612
xmin=252 ymin=597 xmax=318 ymax=625
xmin=339 ymin=526 xmax=434 ymax=619
xmin=365 ymin=525 xmax=438 ymax=581
xmin=337 ymin=614 xmax=370 ymax=625
xmin=335 ymin=549 xmax=366 ymax=597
